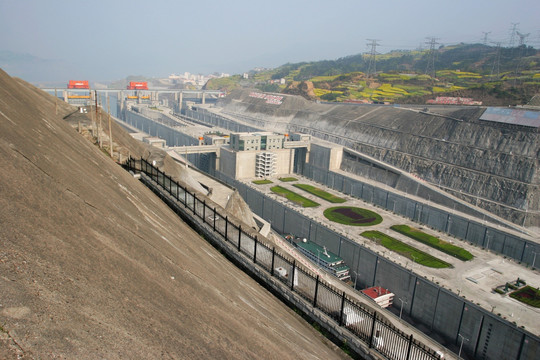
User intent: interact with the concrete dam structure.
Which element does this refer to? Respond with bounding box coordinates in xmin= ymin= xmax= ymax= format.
xmin=114 ymin=96 xmax=540 ymax=359
xmin=213 ymin=90 xmax=540 ymax=229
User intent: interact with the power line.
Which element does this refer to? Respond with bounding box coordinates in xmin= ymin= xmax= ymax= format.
xmin=366 ymin=39 xmax=380 ymax=78
xmin=425 ymin=37 xmax=440 ymax=78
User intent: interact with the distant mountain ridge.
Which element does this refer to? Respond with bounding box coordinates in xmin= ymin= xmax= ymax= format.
xmin=0 ymin=50 xmax=75 ymax=83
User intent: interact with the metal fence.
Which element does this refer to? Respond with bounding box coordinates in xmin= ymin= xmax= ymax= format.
xmin=125 ymin=157 xmax=443 ymax=360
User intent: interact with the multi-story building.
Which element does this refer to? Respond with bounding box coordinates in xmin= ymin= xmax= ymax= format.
xmin=220 ymin=132 xmax=297 ymax=179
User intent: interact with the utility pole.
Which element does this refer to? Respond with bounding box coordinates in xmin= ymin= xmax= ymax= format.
xmin=107 ymin=95 xmax=113 ymax=158
xmin=425 ymin=37 xmax=440 ymax=79
xmin=366 ymin=39 xmax=380 ymax=78
xmin=458 ymin=334 xmax=469 ymax=359
xmin=95 ymin=91 xmax=102 ymax=149
xmin=54 ymin=88 xmax=58 ymax=115
xmin=490 ymin=42 xmax=502 ymax=80
xmin=398 ymin=297 xmax=408 ymax=320
xmin=89 ymin=91 xmax=94 ymax=137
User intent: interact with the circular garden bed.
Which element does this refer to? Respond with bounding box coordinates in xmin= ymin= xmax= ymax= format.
xmin=323 ymin=206 xmax=382 ymax=226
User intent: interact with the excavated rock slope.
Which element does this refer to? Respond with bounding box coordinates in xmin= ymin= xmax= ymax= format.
xmin=0 ymin=70 xmax=347 ymax=359
xmin=217 ymin=90 xmax=540 ymax=227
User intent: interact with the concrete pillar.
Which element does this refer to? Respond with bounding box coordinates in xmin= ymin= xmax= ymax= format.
xmin=178 ymin=92 xmax=183 ymax=112
xmin=202 ymin=92 xmax=206 ymax=105
xmin=63 ymin=90 xmax=68 ymax=103
xmin=289 ymin=149 xmax=295 ymax=174
xmin=215 ymin=149 xmax=220 ymax=172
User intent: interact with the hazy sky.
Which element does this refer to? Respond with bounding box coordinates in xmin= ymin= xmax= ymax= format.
xmin=1 ymin=0 xmax=539 ymax=82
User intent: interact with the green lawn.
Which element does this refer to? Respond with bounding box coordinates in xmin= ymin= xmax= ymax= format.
xmin=293 ymin=184 xmax=346 ymax=203
xmin=391 ymin=225 xmax=473 ymax=261
xmin=323 ymin=206 xmax=382 ymax=226
xmin=510 ymin=286 xmax=540 ymax=308
xmin=279 ymin=177 xmax=297 ymax=182
xmin=361 ymin=230 xmax=452 ymax=268
xmin=270 ymin=186 xmax=320 ymax=207
xmin=252 ymin=179 xmax=273 ymax=185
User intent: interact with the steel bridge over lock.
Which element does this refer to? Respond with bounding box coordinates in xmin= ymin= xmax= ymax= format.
xmin=41 ymin=87 xmax=223 ymax=107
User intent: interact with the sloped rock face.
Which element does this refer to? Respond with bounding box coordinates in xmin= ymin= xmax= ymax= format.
xmin=225 ymin=190 xmax=258 ymax=229
xmin=0 ymin=70 xmax=347 ymax=359
xmin=217 ymin=90 xmax=540 ymax=227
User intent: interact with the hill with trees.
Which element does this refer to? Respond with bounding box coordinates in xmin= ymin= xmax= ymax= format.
xmin=205 ymin=43 xmax=540 ymax=105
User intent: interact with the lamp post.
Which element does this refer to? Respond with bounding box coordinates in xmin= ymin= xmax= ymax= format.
xmin=458 ymin=334 xmax=469 ymax=359
xmin=398 ymin=297 xmax=408 ymax=320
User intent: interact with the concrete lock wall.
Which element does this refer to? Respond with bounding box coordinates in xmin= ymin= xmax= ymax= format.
xmin=184 ymin=108 xmax=260 ymax=133
xmin=125 ymin=109 xmax=540 ymax=358
xmin=125 ymin=110 xmax=199 ymax=147
xmin=212 ymin=169 xmax=540 ymax=360
xmin=301 ymin=163 xmax=540 ymax=268
xmin=128 ymin=108 xmax=540 ymax=266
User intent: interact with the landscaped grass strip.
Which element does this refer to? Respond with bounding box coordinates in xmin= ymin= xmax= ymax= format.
xmin=270 ymin=186 xmax=320 ymax=207
xmin=391 ymin=225 xmax=473 ymax=261
xmin=361 ymin=230 xmax=452 ymax=269
xmin=252 ymin=179 xmax=273 ymax=185
xmin=279 ymin=177 xmax=297 ymax=182
xmin=293 ymin=184 xmax=346 ymax=203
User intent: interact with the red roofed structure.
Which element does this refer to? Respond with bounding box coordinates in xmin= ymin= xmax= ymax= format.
xmin=361 ymin=286 xmax=394 ymax=308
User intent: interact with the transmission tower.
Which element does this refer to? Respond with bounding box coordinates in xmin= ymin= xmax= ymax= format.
xmin=425 ymin=37 xmax=440 ymax=79
xmin=482 ymin=31 xmax=491 ymax=45
xmin=517 ymin=31 xmax=530 ymax=46
xmin=508 ymin=23 xmax=520 ymax=47
xmin=512 ymin=32 xmax=531 ymax=86
xmin=490 ymin=42 xmax=501 ymax=80
xmin=366 ymin=39 xmax=380 ymax=78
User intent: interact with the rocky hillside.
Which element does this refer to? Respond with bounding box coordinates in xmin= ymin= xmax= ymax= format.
xmin=216 ymin=89 xmax=540 ymax=228
xmin=0 ymin=69 xmax=347 ymax=359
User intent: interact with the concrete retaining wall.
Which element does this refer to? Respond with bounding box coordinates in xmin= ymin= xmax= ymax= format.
xmin=125 ymin=110 xmax=199 ymax=147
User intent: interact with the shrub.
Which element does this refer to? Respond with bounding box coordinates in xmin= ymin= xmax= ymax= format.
xmin=509 ymin=286 xmax=540 ymax=308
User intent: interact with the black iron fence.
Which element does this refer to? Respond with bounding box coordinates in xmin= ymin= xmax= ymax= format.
xmin=125 ymin=157 xmax=443 ymax=360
